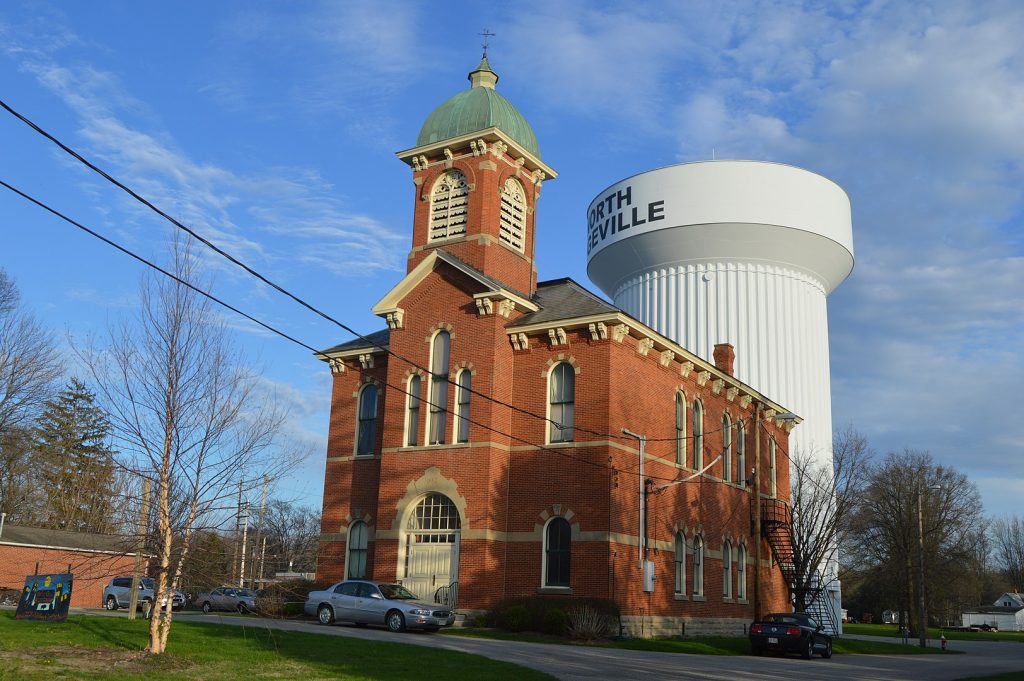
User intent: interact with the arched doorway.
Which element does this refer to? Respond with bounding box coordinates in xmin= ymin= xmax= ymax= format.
xmin=402 ymin=493 xmax=461 ymax=600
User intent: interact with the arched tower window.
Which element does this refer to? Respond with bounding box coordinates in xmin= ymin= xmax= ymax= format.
xmin=428 ymin=331 xmax=450 ymax=445
xmin=723 ymin=413 xmax=732 ymax=482
xmin=692 ymin=535 xmax=704 ymax=596
xmin=722 ymin=540 xmax=733 ymax=598
xmin=346 ymin=521 xmax=368 ymax=579
xmin=544 ymin=517 xmax=571 ymax=587
xmin=405 ymin=375 xmax=422 ymax=447
xmin=355 ymin=384 xmax=378 ymax=456
xmin=737 ymin=544 xmax=747 ymax=600
xmin=692 ymin=400 xmax=704 ymax=470
xmin=675 ymin=392 xmax=687 ymax=467
xmin=737 ymin=421 xmax=746 ymax=486
xmin=455 ymin=369 xmax=472 ymax=443
xmin=674 ymin=532 xmax=686 ymax=594
xmin=548 ymin=362 xmax=575 ymax=443
xmin=429 ymin=171 xmax=469 ymax=241
xmin=498 ymin=177 xmax=527 ymax=251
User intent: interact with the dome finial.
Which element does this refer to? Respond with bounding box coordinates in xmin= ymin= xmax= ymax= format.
xmin=469 ymin=31 xmax=499 ymax=89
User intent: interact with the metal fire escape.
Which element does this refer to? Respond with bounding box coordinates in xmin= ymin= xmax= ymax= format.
xmin=760 ymin=498 xmax=840 ymax=635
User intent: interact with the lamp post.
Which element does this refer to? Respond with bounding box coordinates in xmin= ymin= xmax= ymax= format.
xmin=917 ymin=482 xmax=942 ymax=647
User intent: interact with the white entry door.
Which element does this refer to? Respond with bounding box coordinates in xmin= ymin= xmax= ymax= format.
xmin=402 ymin=494 xmax=461 ymax=601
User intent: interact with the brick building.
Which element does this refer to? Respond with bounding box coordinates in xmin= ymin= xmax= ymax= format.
xmin=316 ymin=57 xmax=796 ymax=636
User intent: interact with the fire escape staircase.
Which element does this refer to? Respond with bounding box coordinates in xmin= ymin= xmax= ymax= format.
xmin=760 ymin=498 xmax=840 ymax=636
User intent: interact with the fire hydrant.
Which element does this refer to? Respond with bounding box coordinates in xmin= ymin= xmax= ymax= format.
xmin=941 ymin=634 xmax=947 ymax=651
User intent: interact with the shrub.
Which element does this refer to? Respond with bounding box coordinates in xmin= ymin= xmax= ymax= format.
xmin=568 ymin=605 xmax=616 ymax=641
xmin=488 ymin=596 xmax=620 ymax=637
xmin=255 ymin=579 xmax=329 ymax=618
xmin=501 ymin=605 xmax=531 ymax=632
xmin=542 ymin=608 xmax=570 ymax=636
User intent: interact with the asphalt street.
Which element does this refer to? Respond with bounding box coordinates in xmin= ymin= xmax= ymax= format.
xmin=82 ymin=610 xmax=1024 ymax=681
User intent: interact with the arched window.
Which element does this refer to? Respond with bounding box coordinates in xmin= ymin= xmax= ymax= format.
xmin=455 ymin=369 xmax=472 ymax=443
xmin=548 ymin=362 xmax=575 ymax=443
xmin=408 ymin=493 xmax=461 ymax=542
xmin=544 ymin=517 xmax=571 ymax=587
xmin=736 ymin=421 xmax=746 ymax=486
xmin=428 ymin=331 xmax=450 ymax=445
xmin=675 ymin=392 xmax=687 ymax=467
xmin=769 ymin=437 xmax=778 ymax=498
xmin=737 ymin=544 xmax=747 ymax=600
xmin=722 ymin=413 xmax=732 ymax=482
xmin=346 ymin=521 xmax=368 ymax=579
xmin=405 ymin=375 xmax=421 ymax=447
xmin=498 ymin=177 xmax=527 ymax=251
xmin=692 ymin=535 xmax=704 ymax=596
xmin=674 ymin=532 xmax=686 ymax=594
xmin=722 ymin=540 xmax=733 ymax=598
xmin=356 ymin=384 xmax=378 ymax=456
xmin=692 ymin=400 xmax=704 ymax=470
xmin=429 ymin=171 xmax=468 ymax=241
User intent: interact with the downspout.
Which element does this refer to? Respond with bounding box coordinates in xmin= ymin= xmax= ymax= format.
xmin=0 ymin=512 xmax=6 ymax=539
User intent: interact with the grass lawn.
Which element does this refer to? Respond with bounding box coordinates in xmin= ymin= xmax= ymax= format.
xmin=845 ymin=623 xmax=1024 ymax=643
xmin=0 ymin=611 xmax=553 ymax=680
xmin=442 ymin=627 xmax=956 ymax=656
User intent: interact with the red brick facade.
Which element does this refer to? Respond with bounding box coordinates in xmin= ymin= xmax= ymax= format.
xmin=316 ymin=71 xmax=795 ymax=635
xmin=0 ymin=541 xmax=140 ymax=609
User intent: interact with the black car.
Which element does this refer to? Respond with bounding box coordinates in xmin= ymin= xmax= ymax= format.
xmin=749 ymin=612 xmax=832 ymax=659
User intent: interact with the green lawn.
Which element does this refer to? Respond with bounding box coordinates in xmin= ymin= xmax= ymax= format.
xmin=443 ymin=627 xmax=955 ymax=655
xmin=0 ymin=611 xmax=553 ymax=680
xmin=844 ymin=623 xmax=1024 ymax=643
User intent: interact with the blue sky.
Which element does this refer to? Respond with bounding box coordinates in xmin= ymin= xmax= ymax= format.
xmin=1 ymin=1 xmax=1022 ymax=518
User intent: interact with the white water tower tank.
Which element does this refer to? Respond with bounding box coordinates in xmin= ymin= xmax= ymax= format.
xmin=586 ymin=160 xmax=854 ymax=473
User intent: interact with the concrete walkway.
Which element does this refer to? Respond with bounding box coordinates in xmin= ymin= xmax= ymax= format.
xmin=72 ymin=609 xmax=1024 ymax=680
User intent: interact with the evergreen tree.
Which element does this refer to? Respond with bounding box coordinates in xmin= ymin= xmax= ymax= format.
xmin=33 ymin=379 xmax=121 ymax=533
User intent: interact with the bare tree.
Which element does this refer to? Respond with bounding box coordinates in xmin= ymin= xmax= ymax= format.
xmin=81 ymin=236 xmax=300 ymax=654
xmin=0 ymin=269 xmax=62 ymax=437
xmin=259 ymin=499 xmax=322 ymax=576
xmin=847 ymin=450 xmax=984 ymax=636
xmin=787 ymin=426 xmax=872 ymax=612
xmin=991 ymin=516 xmax=1024 ymax=592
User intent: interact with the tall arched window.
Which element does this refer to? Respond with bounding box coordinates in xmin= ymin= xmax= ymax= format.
xmin=356 ymin=384 xmax=378 ymax=456
xmin=428 ymin=331 xmax=450 ymax=445
xmin=692 ymin=535 xmax=704 ymax=596
xmin=405 ymin=375 xmax=421 ymax=447
xmin=498 ymin=177 xmax=527 ymax=251
xmin=675 ymin=392 xmax=687 ymax=467
xmin=455 ymin=369 xmax=472 ymax=443
xmin=769 ymin=437 xmax=778 ymax=498
xmin=429 ymin=171 xmax=469 ymax=241
xmin=674 ymin=532 xmax=686 ymax=594
xmin=722 ymin=540 xmax=733 ymax=598
xmin=692 ymin=400 xmax=704 ymax=470
xmin=346 ymin=521 xmax=368 ymax=579
xmin=544 ymin=517 xmax=571 ymax=587
xmin=548 ymin=362 xmax=575 ymax=443
xmin=722 ymin=413 xmax=732 ymax=481
xmin=737 ymin=544 xmax=747 ymax=600
xmin=736 ymin=421 xmax=746 ymax=486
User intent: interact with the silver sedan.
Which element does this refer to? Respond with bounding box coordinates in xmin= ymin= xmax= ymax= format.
xmin=304 ymin=580 xmax=455 ymax=632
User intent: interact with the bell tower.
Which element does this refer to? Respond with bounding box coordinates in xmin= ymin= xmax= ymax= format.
xmin=396 ymin=56 xmax=557 ymax=295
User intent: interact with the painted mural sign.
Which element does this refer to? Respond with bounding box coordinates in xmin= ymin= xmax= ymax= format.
xmin=15 ymin=573 xmax=73 ymax=621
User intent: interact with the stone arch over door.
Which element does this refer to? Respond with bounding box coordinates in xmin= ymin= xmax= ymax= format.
xmin=393 ymin=467 xmax=468 ymax=600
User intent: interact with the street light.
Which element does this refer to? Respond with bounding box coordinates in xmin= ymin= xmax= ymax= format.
xmin=917 ymin=482 xmax=942 ymax=648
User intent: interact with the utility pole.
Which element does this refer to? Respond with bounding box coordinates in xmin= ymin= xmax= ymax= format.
xmin=252 ymin=475 xmax=268 ymax=587
xmin=238 ymin=501 xmax=250 ymax=588
xmin=231 ymin=476 xmax=243 ymax=583
xmin=752 ymin=403 xmax=762 ymax=622
xmin=917 ymin=483 xmax=927 ymax=647
xmin=128 ymin=478 xmax=150 ymax=620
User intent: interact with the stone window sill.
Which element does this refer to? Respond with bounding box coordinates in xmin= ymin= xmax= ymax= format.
xmin=538 ymin=586 xmax=572 ymax=595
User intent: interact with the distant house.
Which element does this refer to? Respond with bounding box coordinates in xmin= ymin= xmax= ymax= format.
xmin=961 ymin=593 xmax=1024 ymax=632
xmin=0 ymin=523 xmax=144 ymax=609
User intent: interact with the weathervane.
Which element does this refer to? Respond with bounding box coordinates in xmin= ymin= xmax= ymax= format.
xmin=479 ymin=29 xmax=496 ymax=58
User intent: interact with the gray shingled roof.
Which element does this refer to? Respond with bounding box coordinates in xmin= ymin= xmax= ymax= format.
xmin=510 ymin=278 xmax=619 ymax=327
xmin=319 ymin=328 xmax=390 ymax=355
xmin=0 ymin=524 xmax=138 ymax=554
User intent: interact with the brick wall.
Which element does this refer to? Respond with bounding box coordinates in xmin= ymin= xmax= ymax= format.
xmin=0 ymin=542 xmax=140 ymax=609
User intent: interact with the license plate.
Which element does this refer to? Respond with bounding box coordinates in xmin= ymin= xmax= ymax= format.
xmin=768 ymin=637 xmax=778 ymax=644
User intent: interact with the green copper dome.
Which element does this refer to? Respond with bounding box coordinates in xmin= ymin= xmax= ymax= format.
xmin=416 ymin=58 xmax=540 ymax=158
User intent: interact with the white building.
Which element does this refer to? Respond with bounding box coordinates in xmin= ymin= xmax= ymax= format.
xmin=962 ymin=593 xmax=1024 ymax=632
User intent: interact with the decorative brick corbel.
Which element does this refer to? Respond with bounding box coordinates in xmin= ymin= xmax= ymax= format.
xmin=763 ymin=408 xmax=777 ymax=420
xmin=611 ymin=324 xmax=629 ymax=342
xmin=660 ymin=350 xmax=675 ymax=367
xmin=712 ymin=379 xmax=725 ymax=395
xmin=726 ymin=387 xmax=739 ymax=402
xmin=510 ymin=333 xmax=529 ymax=351
xmin=679 ymin=361 xmax=694 ymax=378
xmin=475 ymin=298 xmax=494 ymax=316
xmin=411 ymin=156 xmax=425 ymax=171
xmin=443 ymin=148 xmax=454 ymax=167
xmin=358 ymin=354 xmax=374 ymax=369
xmin=532 ymin=169 xmax=546 ymax=187
xmin=740 ymin=394 xmax=752 ymax=409
xmin=384 ymin=309 xmax=404 ymax=329
xmin=548 ymin=327 xmax=567 ymax=346
xmin=498 ymin=299 xmax=515 ymax=318
xmin=588 ymin=322 xmax=608 ymax=341
xmin=328 ymin=358 xmax=345 ymax=374
xmin=696 ymin=370 xmax=711 ymax=386
xmin=637 ymin=338 xmax=655 ymax=356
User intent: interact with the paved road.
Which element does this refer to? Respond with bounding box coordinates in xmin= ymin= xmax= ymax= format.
xmin=85 ymin=610 xmax=1024 ymax=680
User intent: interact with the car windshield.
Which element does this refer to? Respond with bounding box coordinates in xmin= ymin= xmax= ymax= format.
xmin=238 ymin=589 xmax=257 ymax=597
xmin=763 ymin=614 xmax=802 ymax=625
xmin=378 ymin=584 xmax=418 ymax=601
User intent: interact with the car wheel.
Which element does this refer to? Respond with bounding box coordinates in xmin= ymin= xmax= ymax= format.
xmin=105 ymin=596 xmax=118 ymax=611
xmin=201 ymin=601 xmax=212 ymax=614
xmin=822 ymin=641 xmax=833 ymax=659
xmin=318 ymin=604 xmax=335 ymax=626
xmin=801 ymin=639 xmax=813 ymax=660
xmin=386 ymin=610 xmax=406 ymax=633
xmin=237 ymin=602 xmax=247 ymax=614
